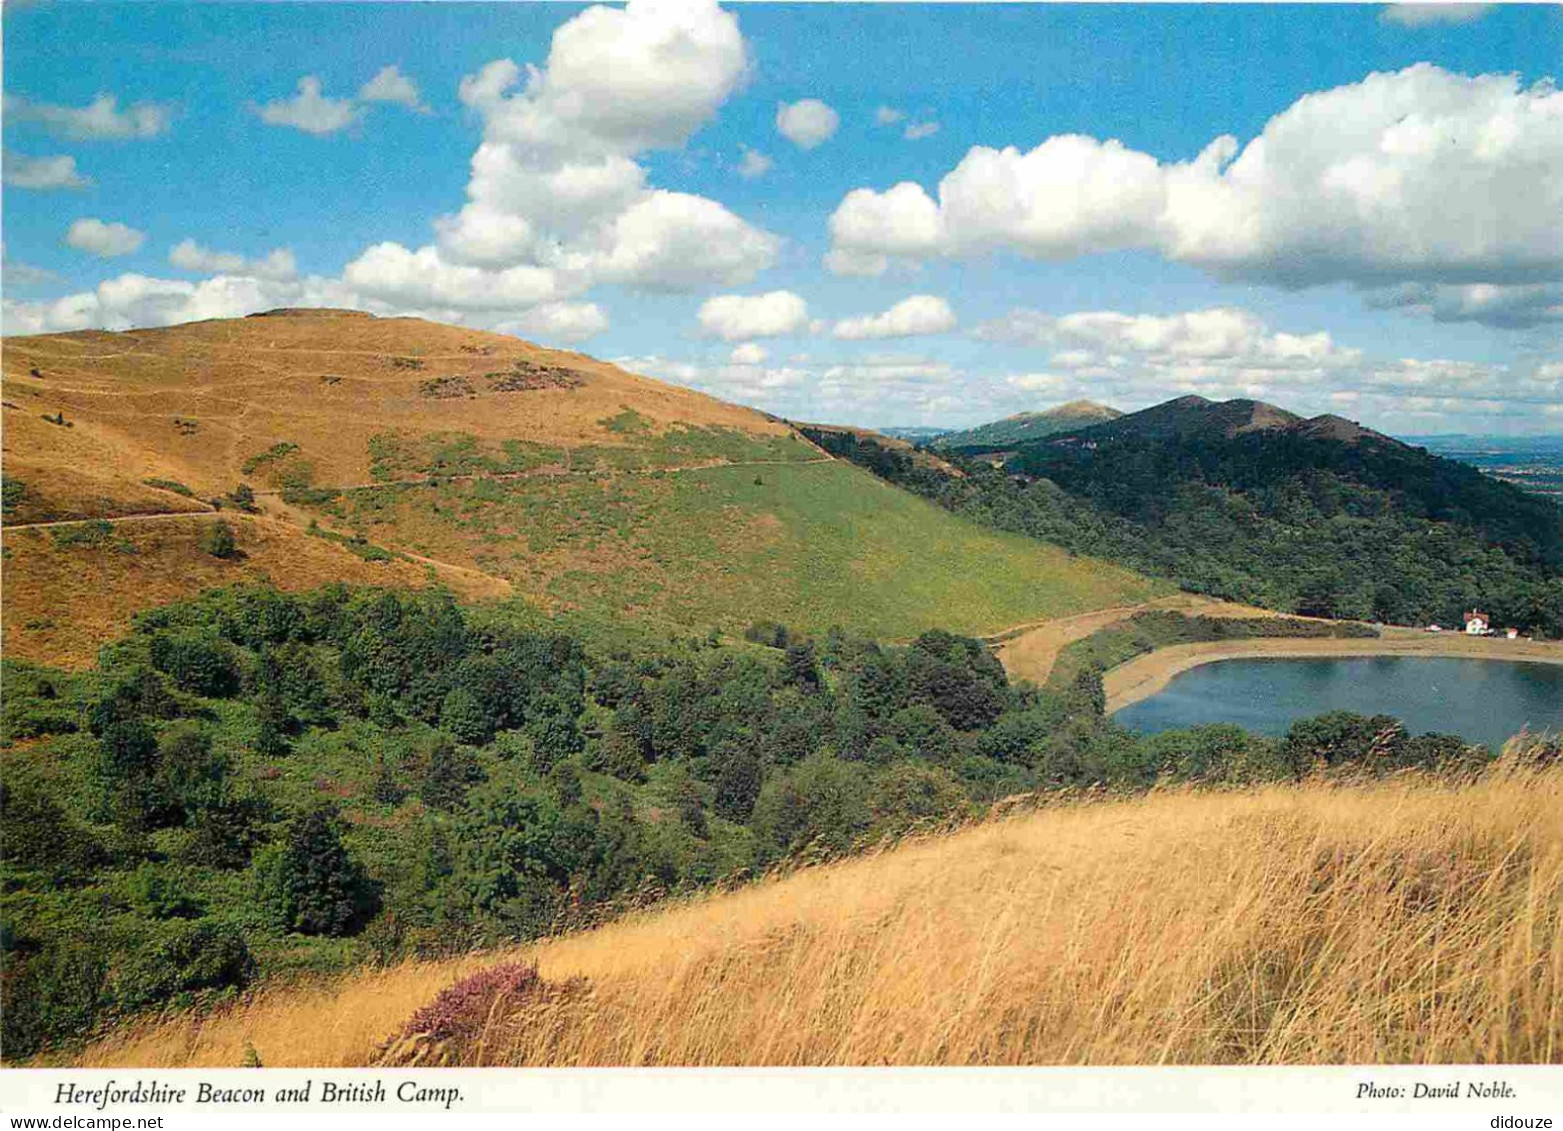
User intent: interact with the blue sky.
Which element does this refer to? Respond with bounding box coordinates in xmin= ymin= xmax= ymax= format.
xmin=5 ymin=2 xmax=1562 ymax=434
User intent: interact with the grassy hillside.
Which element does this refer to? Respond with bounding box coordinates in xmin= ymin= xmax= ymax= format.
xmin=3 ymin=310 xmax=1164 ymax=659
xmin=71 ymin=749 xmax=1563 ymax=1067
xmin=315 ymin=460 xmax=1164 ymax=640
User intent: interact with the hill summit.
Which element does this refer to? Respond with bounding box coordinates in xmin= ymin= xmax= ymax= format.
xmin=806 ymin=389 xmax=1563 ymax=633
xmin=933 ymin=400 xmax=1122 ymax=450
xmin=2 ymin=307 xmax=796 ymax=525
xmin=1047 ymin=395 xmax=1400 ymax=449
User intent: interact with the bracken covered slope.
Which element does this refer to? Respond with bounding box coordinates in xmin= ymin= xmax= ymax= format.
xmin=3 ymin=310 xmax=1165 ymax=663
xmin=3 ymin=307 xmax=802 ymax=519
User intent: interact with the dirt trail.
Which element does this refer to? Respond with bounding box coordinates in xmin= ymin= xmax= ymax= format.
xmin=993 ymin=593 xmax=1281 ymax=687
xmin=4 ymin=509 xmax=217 ymax=531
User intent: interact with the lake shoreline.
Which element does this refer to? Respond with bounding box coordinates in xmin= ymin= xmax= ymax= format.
xmin=1104 ymin=630 xmax=1563 ymax=715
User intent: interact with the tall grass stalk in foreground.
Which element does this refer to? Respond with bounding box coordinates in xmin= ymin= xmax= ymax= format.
xmin=76 ymin=741 xmax=1561 ymax=1067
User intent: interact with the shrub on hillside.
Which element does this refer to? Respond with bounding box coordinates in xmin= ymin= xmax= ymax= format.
xmin=156 ymin=721 xmax=232 ymax=817
xmin=0 ymin=934 xmax=110 ymax=1060
xmin=377 ymin=962 xmax=585 ymax=1067
xmin=113 ymin=921 xmax=255 ymax=1014
xmin=199 ymin=520 xmax=238 ymax=560
xmin=182 ymin=794 xmax=271 ymax=870
xmin=742 ymin=620 xmax=790 ymax=649
xmin=868 ymin=762 xmax=968 ymax=835
xmin=712 ymin=746 xmax=763 ymax=823
xmin=418 ymin=736 xmax=483 ymax=812
xmin=439 ymin=686 xmax=492 ymax=746
xmin=752 ymin=754 xmax=872 ymax=859
xmin=0 ymin=780 xmax=104 ymax=883
xmin=1 ymin=477 xmax=26 ymax=518
xmin=253 ymin=806 xmax=377 ymax=937
xmin=52 ymin=520 xmax=115 ymax=549
xmin=143 ymin=477 xmax=196 ymax=498
xmin=150 ymin=631 xmax=241 ymax=697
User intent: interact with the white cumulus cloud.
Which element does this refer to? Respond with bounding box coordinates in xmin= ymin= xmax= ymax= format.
xmin=729 ymin=341 xmax=767 ymax=365
xmin=698 ymin=290 xmax=810 ymax=340
xmin=358 ymin=65 xmax=428 ymax=112
xmin=4 ymin=153 xmax=89 ymax=190
xmin=1 ymin=243 xmax=59 ymax=287
xmin=255 ymin=77 xmax=359 ymax=135
xmin=826 ymin=65 xmax=1563 ymax=326
xmin=494 ymin=301 xmax=610 ymax=344
xmin=977 ymin=306 xmax=1360 ymax=379
xmin=1381 ymin=4 xmax=1494 ymax=27
xmin=2 ymin=271 xmax=358 ymax=336
xmin=342 ymin=242 xmax=561 ymax=310
xmin=5 ymin=93 xmax=172 ymax=141
xmin=65 ymin=218 xmax=145 ymax=258
xmin=1367 ymin=281 xmax=1563 ymax=329
xmin=776 ymin=99 xmax=839 ymax=149
xmin=169 ymin=240 xmax=298 ymax=281
xmin=360 ymin=0 xmax=777 ymax=313
xmin=736 ymin=146 xmax=772 ymax=179
xmin=833 ymin=295 xmax=957 ymax=340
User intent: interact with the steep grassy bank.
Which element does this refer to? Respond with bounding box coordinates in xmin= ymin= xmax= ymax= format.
xmin=73 ymin=748 xmax=1562 ymax=1067
xmin=314 ymin=460 xmax=1166 ymax=640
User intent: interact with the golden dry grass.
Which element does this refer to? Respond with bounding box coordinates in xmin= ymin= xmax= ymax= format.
xmin=2 ymin=307 xmax=804 ymax=656
xmin=1 ymin=513 xmax=506 ymax=668
xmin=75 ymin=752 xmax=1563 ymax=1068
xmin=4 ymin=309 xmax=792 ymax=503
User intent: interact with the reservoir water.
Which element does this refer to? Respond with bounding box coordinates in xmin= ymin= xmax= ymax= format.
xmin=1112 ymin=656 xmax=1563 ymax=750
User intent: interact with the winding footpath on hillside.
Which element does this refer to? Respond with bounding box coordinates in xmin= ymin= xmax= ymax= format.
xmin=989 ymin=593 xmax=1280 ymax=686
xmin=3 ymin=507 xmax=511 ymax=595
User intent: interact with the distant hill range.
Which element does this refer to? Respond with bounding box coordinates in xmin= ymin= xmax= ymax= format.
xmin=932 ymin=400 xmax=1122 ymax=451
xmin=809 ymin=393 xmax=1563 ymax=635
xmin=1036 ymin=394 xmax=1395 ymax=448
xmin=940 ymin=395 xmax=1399 ymax=453
xmin=876 ymin=425 xmax=950 ymax=443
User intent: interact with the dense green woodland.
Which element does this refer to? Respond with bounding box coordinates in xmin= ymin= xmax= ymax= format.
xmin=802 ymin=427 xmax=1563 ymax=636
xmin=1 ymin=584 xmax=1520 ymax=1058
